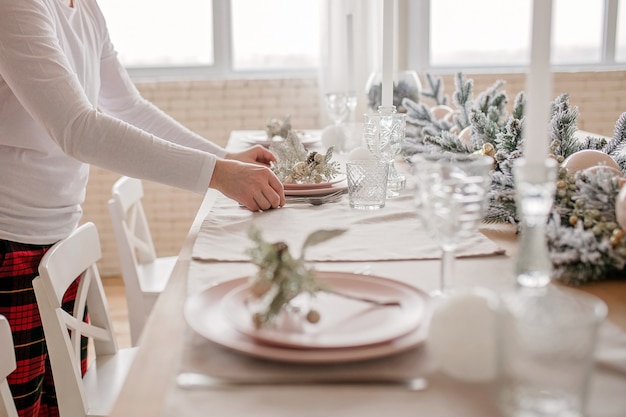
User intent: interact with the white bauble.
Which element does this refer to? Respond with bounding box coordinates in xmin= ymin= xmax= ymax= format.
xmin=616 ymin=185 xmax=626 ymax=230
xmin=347 ymin=146 xmax=375 ymax=161
xmin=458 ymin=126 xmax=473 ymax=150
xmin=427 ymin=289 xmax=499 ymax=383
xmin=430 ymin=105 xmax=454 ymax=120
xmin=561 ymin=150 xmax=622 ymax=175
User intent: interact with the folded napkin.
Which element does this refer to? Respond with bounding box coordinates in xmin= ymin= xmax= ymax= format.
xmin=192 ymin=194 xmax=505 ymax=263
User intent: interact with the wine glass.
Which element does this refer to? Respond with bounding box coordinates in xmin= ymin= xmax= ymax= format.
xmin=324 ymin=92 xmax=350 ymax=152
xmin=363 ymin=106 xmax=407 ymax=198
xmin=411 ymin=153 xmax=493 ymax=297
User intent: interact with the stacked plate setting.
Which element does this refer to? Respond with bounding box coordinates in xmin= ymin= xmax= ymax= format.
xmin=184 ymin=271 xmax=432 ymax=363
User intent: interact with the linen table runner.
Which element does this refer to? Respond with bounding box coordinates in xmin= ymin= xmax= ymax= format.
xmin=192 ymin=192 xmax=505 ymax=263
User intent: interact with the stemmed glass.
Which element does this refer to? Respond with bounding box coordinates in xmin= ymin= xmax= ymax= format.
xmin=363 ymin=106 xmax=407 ymax=198
xmin=324 ymin=92 xmax=350 ymax=152
xmin=411 ymin=153 xmax=493 ymax=297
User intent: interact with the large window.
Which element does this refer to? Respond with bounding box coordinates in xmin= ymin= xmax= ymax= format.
xmin=99 ymin=0 xmax=624 ymax=79
xmin=98 ymin=0 xmax=214 ymax=67
xmin=426 ymin=0 xmax=609 ymax=68
xmin=230 ymin=0 xmax=320 ymax=71
xmin=617 ymin=0 xmax=626 ymax=61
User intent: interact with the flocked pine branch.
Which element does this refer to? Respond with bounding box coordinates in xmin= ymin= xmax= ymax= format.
xmin=603 ymin=112 xmax=626 ymax=157
xmin=549 ymin=93 xmax=580 ymax=159
xmin=401 ymin=72 xmax=626 ymax=283
xmin=423 ymin=131 xmax=470 ymax=154
xmin=511 ymin=91 xmax=525 ymax=120
xmin=421 ymin=73 xmax=449 ymax=106
xmin=452 ymin=72 xmax=473 ymax=128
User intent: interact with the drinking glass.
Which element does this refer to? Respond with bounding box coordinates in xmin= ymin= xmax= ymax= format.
xmin=496 ymin=286 xmax=607 ymax=417
xmin=411 ymin=153 xmax=493 ymax=297
xmin=363 ymin=106 xmax=407 ymax=197
xmin=324 ymin=92 xmax=350 ymax=152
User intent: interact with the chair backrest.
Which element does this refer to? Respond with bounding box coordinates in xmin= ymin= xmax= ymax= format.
xmin=107 ymin=176 xmax=154 ymax=343
xmin=33 ymin=222 xmax=118 ymax=417
xmin=0 ymin=315 xmax=18 ymax=417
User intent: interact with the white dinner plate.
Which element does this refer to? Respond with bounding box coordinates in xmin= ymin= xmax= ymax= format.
xmin=184 ymin=272 xmax=432 ymax=364
xmin=242 ymin=132 xmax=319 ymax=147
xmin=283 ymin=175 xmax=346 ymax=191
xmin=284 ymin=181 xmax=348 ymax=196
xmin=221 ymin=271 xmax=427 ymax=349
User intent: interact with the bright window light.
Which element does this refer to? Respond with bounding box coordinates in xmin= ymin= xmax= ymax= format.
xmin=430 ymin=0 xmax=604 ymax=67
xmin=98 ymin=0 xmax=214 ymax=67
xmin=617 ymin=0 xmax=626 ymax=62
xmin=230 ymin=0 xmax=320 ymax=71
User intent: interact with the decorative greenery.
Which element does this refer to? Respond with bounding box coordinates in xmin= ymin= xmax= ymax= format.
xmin=269 ymin=132 xmax=340 ymax=184
xmin=402 ymin=72 xmax=626 ymax=284
xmin=246 ymin=226 xmax=347 ymax=328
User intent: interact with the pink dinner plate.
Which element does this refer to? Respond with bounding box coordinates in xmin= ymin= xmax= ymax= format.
xmin=221 ymin=271 xmax=427 ymax=349
xmin=283 ymin=175 xmax=346 ymax=191
xmin=283 ymin=181 xmax=348 ymax=196
xmin=184 ymin=272 xmax=432 ymax=364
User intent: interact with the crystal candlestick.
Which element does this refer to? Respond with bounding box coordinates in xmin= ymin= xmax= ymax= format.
xmin=513 ymin=157 xmax=558 ymax=288
xmin=363 ymin=106 xmax=407 ymax=197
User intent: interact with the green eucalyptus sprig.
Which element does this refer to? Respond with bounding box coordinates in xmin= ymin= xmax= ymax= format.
xmin=246 ymin=226 xmax=347 ymax=328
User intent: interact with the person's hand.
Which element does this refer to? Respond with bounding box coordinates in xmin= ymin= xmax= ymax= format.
xmin=225 ymin=145 xmax=276 ymax=167
xmin=210 ymin=159 xmax=285 ymax=211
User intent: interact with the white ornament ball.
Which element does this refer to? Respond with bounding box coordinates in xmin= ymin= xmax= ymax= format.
xmin=442 ymin=109 xmax=460 ymax=124
xmin=347 ymin=146 xmax=375 ymax=161
xmin=430 ymin=105 xmax=454 ymax=120
xmin=458 ymin=126 xmax=473 ymax=150
xmin=427 ymin=289 xmax=499 ymax=383
xmin=616 ymin=185 xmax=626 ymax=230
xmin=320 ymin=125 xmax=346 ymax=150
xmin=561 ymin=150 xmax=622 ymax=176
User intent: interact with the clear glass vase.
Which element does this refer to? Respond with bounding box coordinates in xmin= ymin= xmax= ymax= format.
xmin=365 ymin=70 xmax=421 ymax=114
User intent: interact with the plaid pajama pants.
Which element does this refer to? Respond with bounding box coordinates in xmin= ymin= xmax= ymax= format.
xmin=0 ymin=240 xmax=87 ymax=417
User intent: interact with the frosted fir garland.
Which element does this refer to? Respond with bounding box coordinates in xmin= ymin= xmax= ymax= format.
xmin=402 ymin=73 xmax=626 ymax=284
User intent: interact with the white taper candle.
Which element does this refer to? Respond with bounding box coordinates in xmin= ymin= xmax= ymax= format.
xmin=524 ymin=0 xmax=554 ymax=164
xmin=381 ymin=0 xmax=394 ymax=108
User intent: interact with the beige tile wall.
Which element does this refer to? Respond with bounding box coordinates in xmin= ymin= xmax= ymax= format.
xmin=84 ymin=70 xmax=626 ymax=276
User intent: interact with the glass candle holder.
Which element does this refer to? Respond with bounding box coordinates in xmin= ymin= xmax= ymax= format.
xmin=363 ymin=106 xmax=407 ymax=197
xmin=513 ymin=157 xmax=558 ymax=288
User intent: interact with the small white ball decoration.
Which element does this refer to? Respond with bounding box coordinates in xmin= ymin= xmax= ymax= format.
xmin=616 ymin=184 xmax=626 ymax=230
xmin=320 ymin=125 xmax=346 ymax=150
xmin=458 ymin=126 xmax=473 ymax=150
xmin=427 ymin=288 xmax=499 ymax=383
xmin=561 ymin=150 xmax=622 ymax=175
xmin=347 ymin=146 xmax=375 ymax=161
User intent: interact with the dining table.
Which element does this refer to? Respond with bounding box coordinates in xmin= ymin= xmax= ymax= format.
xmin=110 ymin=129 xmax=626 ymax=417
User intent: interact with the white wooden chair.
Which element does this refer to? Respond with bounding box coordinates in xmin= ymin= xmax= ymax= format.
xmin=107 ymin=177 xmax=177 ymax=346
xmin=0 ymin=315 xmax=18 ymax=417
xmin=32 ymin=222 xmax=136 ymax=417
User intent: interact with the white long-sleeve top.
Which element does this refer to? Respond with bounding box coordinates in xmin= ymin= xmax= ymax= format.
xmin=0 ymin=0 xmax=227 ymax=244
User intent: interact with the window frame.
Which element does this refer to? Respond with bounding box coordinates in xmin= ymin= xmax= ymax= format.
xmin=407 ymin=0 xmax=625 ymax=73
xmin=124 ymin=0 xmax=625 ymax=81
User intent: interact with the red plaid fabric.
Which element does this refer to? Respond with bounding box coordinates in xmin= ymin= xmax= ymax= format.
xmin=0 ymin=240 xmax=87 ymax=417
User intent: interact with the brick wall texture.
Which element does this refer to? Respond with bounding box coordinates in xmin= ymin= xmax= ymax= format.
xmin=81 ymin=70 xmax=626 ymax=275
